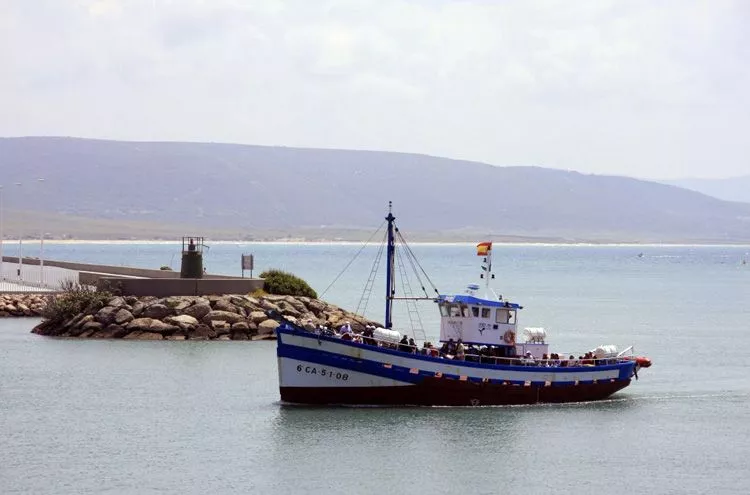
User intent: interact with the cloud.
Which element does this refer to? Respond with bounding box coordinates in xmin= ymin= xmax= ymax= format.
xmin=1 ymin=0 xmax=748 ymax=179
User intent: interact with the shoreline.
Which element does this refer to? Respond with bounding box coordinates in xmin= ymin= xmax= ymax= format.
xmin=3 ymin=239 xmax=750 ymax=247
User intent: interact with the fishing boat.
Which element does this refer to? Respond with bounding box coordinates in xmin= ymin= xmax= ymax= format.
xmin=275 ymin=204 xmax=652 ymax=406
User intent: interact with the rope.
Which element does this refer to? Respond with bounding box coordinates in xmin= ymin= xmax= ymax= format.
xmin=319 ymin=220 xmax=386 ymax=298
xmin=395 ymin=229 xmax=440 ymax=296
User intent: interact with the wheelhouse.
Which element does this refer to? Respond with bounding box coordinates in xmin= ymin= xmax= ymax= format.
xmin=437 ymin=294 xmax=521 ymax=347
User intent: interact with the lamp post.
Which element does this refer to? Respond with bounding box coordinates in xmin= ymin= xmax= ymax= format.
xmin=38 ymin=178 xmax=45 ymax=287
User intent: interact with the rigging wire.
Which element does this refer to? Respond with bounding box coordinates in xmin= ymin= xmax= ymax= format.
xmin=395 ymin=244 xmax=426 ymax=339
xmin=395 ymin=229 xmax=441 ymax=296
xmin=319 ymin=220 xmax=386 ymax=299
xmin=398 ymin=231 xmax=430 ymax=298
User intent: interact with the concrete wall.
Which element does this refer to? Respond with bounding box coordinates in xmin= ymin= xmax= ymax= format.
xmin=3 ymin=256 xmax=264 ymax=296
xmin=2 ymin=256 xmax=244 ymax=280
xmin=96 ymin=277 xmax=264 ymax=297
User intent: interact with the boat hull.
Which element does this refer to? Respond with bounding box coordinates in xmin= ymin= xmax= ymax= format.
xmin=277 ymin=327 xmax=636 ymax=407
xmin=280 ymin=379 xmax=630 ymax=406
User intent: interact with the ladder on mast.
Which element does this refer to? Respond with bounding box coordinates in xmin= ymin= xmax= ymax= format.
xmin=355 ymin=242 xmax=385 ymax=319
xmin=396 ymin=248 xmax=427 ymax=342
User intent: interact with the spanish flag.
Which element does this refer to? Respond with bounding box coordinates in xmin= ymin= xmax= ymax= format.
xmin=476 ymin=241 xmax=492 ymax=256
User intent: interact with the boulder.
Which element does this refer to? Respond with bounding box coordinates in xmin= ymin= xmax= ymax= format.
xmin=284 ymin=296 xmax=308 ymax=313
xmin=143 ymin=303 xmax=172 ymax=320
xmin=149 ymin=320 xmax=179 ymax=335
xmin=136 ymin=331 xmax=164 ymax=340
xmin=95 ymin=306 xmax=118 ymax=325
xmin=306 ymin=298 xmax=326 ymax=315
xmin=92 ymin=324 xmax=129 ymax=339
xmin=183 ymin=303 xmax=211 ymax=321
xmin=82 ymin=321 xmax=103 ymax=332
xmin=214 ymin=298 xmax=239 ymax=313
xmin=114 ymin=309 xmax=134 ymax=325
xmin=217 ymin=335 xmax=231 ymax=341
xmin=263 ymin=294 xmax=286 ymax=302
xmin=202 ymin=310 xmax=244 ymax=325
xmin=75 ymin=315 xmax=95 ymax=329
xmin=231 ymin=332 xmax=249 ymax=340
xmin=128 ymin=318 xmax=155 ymax=332
xmin=231 ymin=321 xmax=250 ymax=332
xmin=260 ymin=299 xmax=281 ymax=313
xmin=131 ymin=301 xmax=145 ymax=317
xmin=166 ymin=335 xmax=187 ymax=341
xmin=249 ymin=311 xmax=268 ymax=325
xmin=107 ymin=296 xmax=127 ymax=309
xmin=165 ymin=314 xmax=199 ymax=330
xmin=191 ymin=324 xmax=216 ymax=339
xmin=277 ymin=301 xmax=301 ymax=318
xmin=165 ymin=297 xmax=193 ymax=311
xmin=210 ymin=320 xmax=231 ymax=331
xmin=230 ymin=295 xmax=258 ymax=312
xmin=257 ymin=319 xmax=280 ymax=335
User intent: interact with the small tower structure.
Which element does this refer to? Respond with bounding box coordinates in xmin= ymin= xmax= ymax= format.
xmin=180 ymin=236 xmax=204 ymax=279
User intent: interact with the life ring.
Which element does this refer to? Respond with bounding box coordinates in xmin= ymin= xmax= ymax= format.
xmin=503 ymin=330 xmax=515 ymax=345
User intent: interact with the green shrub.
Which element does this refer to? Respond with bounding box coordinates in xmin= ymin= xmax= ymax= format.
xmin=159 ymin=265 xmax=173 ymax=271
xmin=40 ymin=280 xmax=113 ymax=324
xmin=260 ymin=269 xmax=317 ymax=298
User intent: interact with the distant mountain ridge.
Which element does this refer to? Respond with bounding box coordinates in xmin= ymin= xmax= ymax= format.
xmin=661 ymin=176 xmax=750 ymax=204
xmin=1 ymin=136 xmax=749 ymax=242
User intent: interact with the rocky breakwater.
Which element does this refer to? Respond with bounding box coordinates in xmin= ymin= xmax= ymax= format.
xmin=0 ymin=294 xmax=47 ymax=317
xmin=32 ymin=294 xmax=381 ymax=341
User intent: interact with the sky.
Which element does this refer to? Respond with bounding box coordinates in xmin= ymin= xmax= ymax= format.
xmin=1 ymin=0 xmax=748 ymax=179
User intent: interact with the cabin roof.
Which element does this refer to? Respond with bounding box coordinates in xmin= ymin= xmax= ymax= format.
xmin=438 ymin=294 xmax=521 ymax=309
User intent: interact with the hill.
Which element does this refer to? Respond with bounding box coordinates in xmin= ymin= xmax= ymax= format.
xmin=662 ymin=176 xmax=750 ymax=204
xmin=2 ymin=136 xmax=750 ymax=242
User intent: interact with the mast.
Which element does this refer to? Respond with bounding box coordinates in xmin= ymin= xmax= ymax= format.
xmin=385 ymin=201 xmax=396 ymax=329
xmin=477 ymin=241 xmax=495 ymax=299
xmin=484 ymin=247 xmax=492 ymax=295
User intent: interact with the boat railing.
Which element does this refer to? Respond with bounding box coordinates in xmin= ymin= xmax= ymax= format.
xmin=313 ymin=330 xmax=633 ymax=367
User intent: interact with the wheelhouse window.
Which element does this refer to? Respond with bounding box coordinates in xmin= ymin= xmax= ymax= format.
xmin=508 ymin=310 xmax=516 ymax=324
xmin=439 ymin=304 xmax=450 ymax=317
xmin=481 ymin=308 xmax=491 ymax=319
xmin=496 ymin=309 xmax=510 ymax=323
xmin=471 ymin=307 xmax=479 ymax=318
xmin=440 ymin=303 xmax=471 ymax=318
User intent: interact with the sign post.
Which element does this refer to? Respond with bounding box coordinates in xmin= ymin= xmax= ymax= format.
xmin=241 ymin=254 xmax=254 ymax=278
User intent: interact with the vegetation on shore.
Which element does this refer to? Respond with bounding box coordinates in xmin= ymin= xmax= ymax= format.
xmin=260 ymin=269 xmax=318 ymax=299
xmin=39 ymin=281 xmax=112 ymax=324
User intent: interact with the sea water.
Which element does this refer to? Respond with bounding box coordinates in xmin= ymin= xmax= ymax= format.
xmin=1 ymin=243 xmax=749 ymax=494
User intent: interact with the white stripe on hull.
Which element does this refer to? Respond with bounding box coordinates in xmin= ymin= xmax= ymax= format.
xmin=278 ymin=357 xmax=412 ymax=388
xmin=280 ymin=332 xmax=621 ymax=382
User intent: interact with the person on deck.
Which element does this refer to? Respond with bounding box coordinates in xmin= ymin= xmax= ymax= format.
xmin=399 ymin=335 xmax=410 ymax=353
xmin=447 ymin=338 xmax=457 ymax=355
xmin=340 ymin=321 xmax=353 ymax=334
xmin=408 ymin=337 xmax=417 ymax=353
xmin=456 ymin=339 xmax=466 ymax=360
xmin=363 ymin=325 xmax=375 ymax=346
